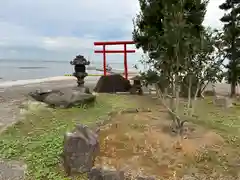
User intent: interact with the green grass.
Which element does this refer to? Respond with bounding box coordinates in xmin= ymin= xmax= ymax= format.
xmin=2 ymin=94 xmax=240 ymax=179
xmin=184 ymin=97 xmax=240 ymax=145
xmin=179 ymin=97 xmax=240 ymax=177
xmin=0 ymin=94 xmax=138 ymax=180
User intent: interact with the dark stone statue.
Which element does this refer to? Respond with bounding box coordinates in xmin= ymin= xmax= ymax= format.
xmin=70 ymin=55 xmax=90 ymax=87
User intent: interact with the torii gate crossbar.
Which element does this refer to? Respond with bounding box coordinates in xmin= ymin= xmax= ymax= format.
xmin=94 ymin=40 xmax=135 ymax=79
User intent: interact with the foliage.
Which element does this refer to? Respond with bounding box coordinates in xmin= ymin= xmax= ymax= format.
xmin=133 ymin=0 xmax=207 ymax=57
xmin=133 ymin=0 xmax=209 ymax=86
xmin=219 ymin=0 xmax=240 ymax=96
xmin=133 ymin=0 xmax=226 ymax=102
xmin=133 ymin=0 xmax=212 ymax=116
xmin=0 ymin=95 xmax=138 ymax=180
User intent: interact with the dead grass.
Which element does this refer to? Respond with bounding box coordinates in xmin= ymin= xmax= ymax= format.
xmin=93 ymin=95 xmax=237 ymax=179
xmin=178 ymin=96 xmax=240 ymax=178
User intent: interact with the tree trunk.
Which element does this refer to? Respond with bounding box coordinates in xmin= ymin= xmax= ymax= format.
xmin=187 ymin=75 xmax=192 ymax=110
xmin=199 ymin=81 xmax=209 ymax=98
xmin=200 ymin=81 xmax=209 ymax=93
xmin=164 ymin=87 xmax=168 ymax=97
xmin=231 ymin=81 xmax=236 ymax=97
xmin=190 ymin=82 xmax=200 ymax=116
xmin=174 ymin=73 xmax=180 ymax=126
xmin=170 ymin=75 xmax=176 ymax=112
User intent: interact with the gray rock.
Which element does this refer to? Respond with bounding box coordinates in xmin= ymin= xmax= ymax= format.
xmin=88 ymin=167 xmax=124 ymax=180
xmin=0 ymin=160 xmax=26 ymax=180
xmin=136 ymin=175 xmax=156 ymax=180
xmin=29 ymin=87 xmax=95 ymax=108
xmin=63 ymin=124 xmax=99 ymax=176
xmin=182 ymin=175 xmax=197 ymax=180
xmin=72 ymin=86 xmax=91 ymax=94
xmin=182 ymin=173 xmax=208 ymax=180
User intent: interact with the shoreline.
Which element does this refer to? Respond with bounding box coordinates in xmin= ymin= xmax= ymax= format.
xmin=0 ymin=70 xmax=139 ymax=88
xmin=0 ymin=67 xmax=139 ymax=83
xmin=0 ymin=76 xmax=77 ymax=88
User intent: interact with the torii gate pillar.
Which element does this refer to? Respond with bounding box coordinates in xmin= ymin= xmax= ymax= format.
xmin=94 ymin=41 xmax=135 ymax=79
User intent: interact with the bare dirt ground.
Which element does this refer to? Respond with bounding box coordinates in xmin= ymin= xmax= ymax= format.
xmin=94 ymin=100 xmax=225 ymax=179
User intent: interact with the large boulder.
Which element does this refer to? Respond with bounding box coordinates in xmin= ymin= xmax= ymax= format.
xmin=29 ymin=87 xmax=95 ymax=108
xmin=94 ymin=74 xmax=131 ymax=93
xmin=63 ymin=124 xmax=100 ymax=176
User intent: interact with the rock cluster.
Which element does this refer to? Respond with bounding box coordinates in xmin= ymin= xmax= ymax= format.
xmin=62 ymin=124 xmax=156 ymax=180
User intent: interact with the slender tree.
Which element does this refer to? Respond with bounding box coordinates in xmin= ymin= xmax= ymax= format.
xmin=133 ymin=0 xmax=208 ymax=125
xmin=219 ymin=0 xmax=240 ymax=96
xmin=133 ymin=0 xmax=208 ymax=90
xmin=133 ymin=0 xmax=208 ymax=95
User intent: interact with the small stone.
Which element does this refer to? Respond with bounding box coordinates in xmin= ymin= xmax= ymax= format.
xmin=88 ymin=167 xmax=124 ymax=180
xmin=136 ymin=175 xmax=156 ymax=180
xmin=182 ymin=175 xmax=197 ymax=180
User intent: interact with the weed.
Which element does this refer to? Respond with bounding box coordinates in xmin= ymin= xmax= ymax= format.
xmin=0 ymin=94 xmax=138 ymax=180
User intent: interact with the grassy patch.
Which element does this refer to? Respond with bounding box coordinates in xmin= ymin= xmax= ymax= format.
xmin=178 ymin=97 xmax=240 ymax=177
xmin=0 ymin=94 xmax=139 ymax=180
xmin=184 ymin=98 xmax=240 ymax=144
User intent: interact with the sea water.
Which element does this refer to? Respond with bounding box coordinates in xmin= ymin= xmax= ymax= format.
xmin=0 ymin=59 xmax=139 ymax=81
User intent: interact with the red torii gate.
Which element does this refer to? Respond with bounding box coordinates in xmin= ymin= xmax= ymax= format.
xmin=94 ymin=41 xmax=135 ymax=79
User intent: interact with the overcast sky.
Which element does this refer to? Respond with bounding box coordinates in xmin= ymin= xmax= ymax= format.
xmin=0 ymin=0 xmax=225 ymax=62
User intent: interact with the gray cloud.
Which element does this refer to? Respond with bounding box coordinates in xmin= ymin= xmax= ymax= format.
xmin=0 ymin=0 xmax=140 ymax=61
xmin=0 ymin=0 xmax=225 ymax=62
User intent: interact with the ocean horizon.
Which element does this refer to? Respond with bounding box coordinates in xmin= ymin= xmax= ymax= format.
xmin=0 ymin=59 xmax=139 ymax=81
